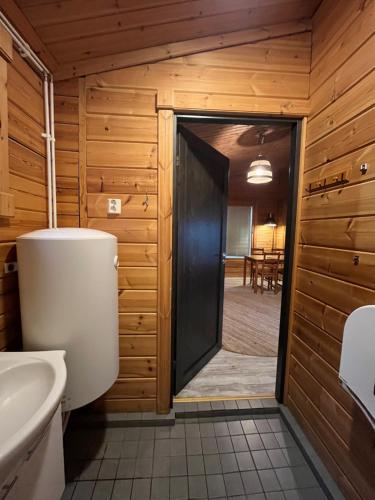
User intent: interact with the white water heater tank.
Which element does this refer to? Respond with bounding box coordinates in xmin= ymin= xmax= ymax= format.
xmin=17 ymin=228 xmax=119 ymax=411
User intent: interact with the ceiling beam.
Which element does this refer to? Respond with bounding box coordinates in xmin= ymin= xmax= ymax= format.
xmin=54 ymin=19 xmax=311 ymax=81
xmin=0 ymin=0 xmax=58 ymax=72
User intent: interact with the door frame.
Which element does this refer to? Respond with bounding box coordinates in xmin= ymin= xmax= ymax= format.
xmin=170 ymin=114 xmax=302 ymax=404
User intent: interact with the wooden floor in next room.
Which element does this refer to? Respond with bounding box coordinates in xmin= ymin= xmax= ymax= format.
xmin=177 ymin=278 xmax=281 ymax=398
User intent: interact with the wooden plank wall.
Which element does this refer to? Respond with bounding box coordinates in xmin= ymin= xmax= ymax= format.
xmin=253 ymin=199 xmax=287 ymax=251
xmin=0 ymin=52 xmax=47 ymax=351
xmin=79 ymin=32 xmax=311 ymax=412
xmin=54 ymin=78 xmax=80 ymax=227
xmin=285 ymin=1 xmax=375 ymax=499
xmin=83 ymin=85 xmax=158 ymax=412
xmin=3 ymin=4 xmax=373 ymax=496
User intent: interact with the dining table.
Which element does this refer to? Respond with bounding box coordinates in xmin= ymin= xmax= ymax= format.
xmin=242 ymin=254 xmax=284 ymax=288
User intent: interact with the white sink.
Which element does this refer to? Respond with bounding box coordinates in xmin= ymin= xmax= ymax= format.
xmin=0 ymin=351 xmax=66 ymax=486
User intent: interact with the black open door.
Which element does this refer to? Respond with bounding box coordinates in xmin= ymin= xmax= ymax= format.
xmin=173 ymin=125 xmax=229 ymax=394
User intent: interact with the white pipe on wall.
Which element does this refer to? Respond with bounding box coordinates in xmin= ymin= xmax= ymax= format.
xmin=43 ymin=76 xmax=53 ymax=229
xmin=49 ymin=78 xmax=57 ymax=228
xmin=0 ymin=12 xmax=49 ymax=74
xmin=0 ymin=13 xmax=57 ymax=229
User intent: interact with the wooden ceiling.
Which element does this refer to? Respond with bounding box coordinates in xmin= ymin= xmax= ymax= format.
xmin=184 ymin=122 xmax=291 ymax=204
xmin=2 ymin=0 xmax=321 ymax=77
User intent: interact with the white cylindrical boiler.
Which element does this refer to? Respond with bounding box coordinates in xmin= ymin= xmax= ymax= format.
xmin=17 ymin=228 xmax=119 ymax=411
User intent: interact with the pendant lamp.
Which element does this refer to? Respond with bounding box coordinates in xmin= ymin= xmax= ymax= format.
xmin=247 ymin=132 xmax=273 ymax=184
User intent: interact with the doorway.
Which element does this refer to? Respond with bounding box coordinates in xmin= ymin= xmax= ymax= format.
xmin=172 ymin=115 xmax=301 ymax=403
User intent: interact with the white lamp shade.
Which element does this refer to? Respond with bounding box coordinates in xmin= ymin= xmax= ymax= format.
xmin=247 ymin=157 xmax=273 ymax=184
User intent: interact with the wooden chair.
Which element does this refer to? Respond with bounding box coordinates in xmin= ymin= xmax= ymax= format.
xmin=276 ymin=258 xmax=284 ymax=293
xmin=254 ymin=253 xmax=280 ymax=294
xmin=272 ymin=248 xmax=284 ymax=291
xmin=276 ymin=272 xmax=284 ymax=291
xmin=248 ymin=247 xmax=264 ymax=284
xmin=272 ymin=247 xmax=284 ymax=255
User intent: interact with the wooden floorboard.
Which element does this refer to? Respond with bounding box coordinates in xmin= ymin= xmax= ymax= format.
xmin=176 ymin=349 xmax=277 ymax=398
xmin=223 ymin=277 xmax=281 ymax=357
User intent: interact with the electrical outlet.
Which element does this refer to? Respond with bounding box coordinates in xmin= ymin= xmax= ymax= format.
xmin=4 ymin=262 xmax=18 ymax=274
xmin=107 ymin=198 xmax=122 ymax=215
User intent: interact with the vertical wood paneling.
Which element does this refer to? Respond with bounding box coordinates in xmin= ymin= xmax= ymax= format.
xmin=286 ymin=1 xmax=375 ymax=498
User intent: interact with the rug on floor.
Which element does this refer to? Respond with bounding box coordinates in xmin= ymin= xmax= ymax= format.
xmin=222 ymin=279 xmax=281 ymax=357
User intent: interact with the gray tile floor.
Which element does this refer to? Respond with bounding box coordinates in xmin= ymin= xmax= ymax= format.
xmin=62 ymin=415 xmax=327 ymax=500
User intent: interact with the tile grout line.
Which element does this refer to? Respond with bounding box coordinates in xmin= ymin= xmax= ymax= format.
xmin=279 ymin=405 xmax=346 ymax=500
xmin=63 ymin=410 xmax=336 ymax=500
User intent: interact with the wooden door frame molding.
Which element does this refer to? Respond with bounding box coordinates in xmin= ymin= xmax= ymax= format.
xmin=282 ymin=117 xmax=306 ymax=402
xmin=156 ymin=93 xmax=305 ymax=412
xmin=157 ymin=107 xmax=174 ymax=413
xmin=0 ymin=24 xmax=14 ymax=218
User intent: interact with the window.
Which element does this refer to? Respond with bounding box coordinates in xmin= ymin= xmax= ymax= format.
xmin=226 ymin=206 xmax=252 ymax=257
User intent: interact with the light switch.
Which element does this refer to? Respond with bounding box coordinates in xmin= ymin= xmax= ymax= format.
xmin=107 ymin=198 xmax=122 ymax=215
